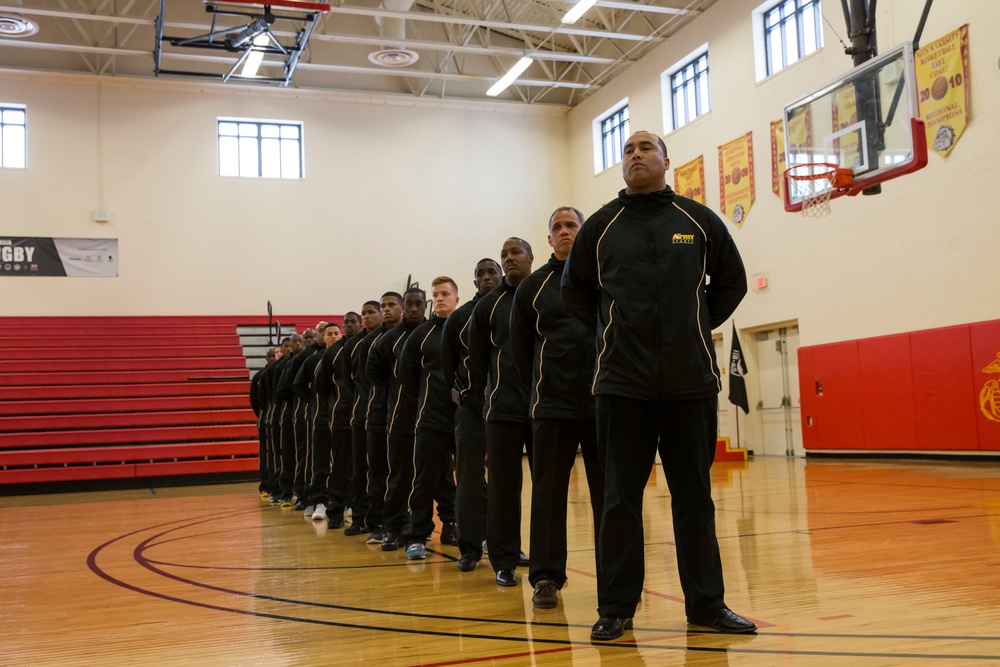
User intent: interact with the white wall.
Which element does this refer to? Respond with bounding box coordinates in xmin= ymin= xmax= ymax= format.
xmin=566 ymin=0 xmax=1000 ymax=452
xmin=0 ymin=73 xmax=569 ymax=315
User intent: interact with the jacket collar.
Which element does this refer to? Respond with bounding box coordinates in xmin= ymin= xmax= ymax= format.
xmin=617 ymin=185 xmax=676 ymax=207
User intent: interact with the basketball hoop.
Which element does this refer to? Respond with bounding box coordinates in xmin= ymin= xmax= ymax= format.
xmin=784 ymin=163 xmax=853 ymax=218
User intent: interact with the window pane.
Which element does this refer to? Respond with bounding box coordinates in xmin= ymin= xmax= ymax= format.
xmin=260 ymin=124 xmax=280 ymax=138
xmin=3 ymin=126 xmax=24 ymax=168
xmin=219 ymin=136 xmax=240 ymax=176
xmin=239 ymin=123 xmax=258 ymax=137
xmin=260 ymin=138 xmax=281 ymax=178
xmin=803 ymin=4 xmax=817 ymax=53
xmin=280 ymin=125 xmax=299 ymax=139
xmin=219 ymin=122 xmax=239 ymax=136
xmin=3 ymin=109 xmax=25 ymax=125
xmin=239 ymin=136 xmax=259 ymax=176
xmin=281 ymin=140 xmax=301 ymax=178
xmin=786 ymin=15 xmax=800 ymax=63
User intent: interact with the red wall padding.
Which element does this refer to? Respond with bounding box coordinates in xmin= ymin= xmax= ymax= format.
xmin=799 ymin=318 xmax=1000 ymax=452
xmin=858 ymin=334 xmax=918 ymax=450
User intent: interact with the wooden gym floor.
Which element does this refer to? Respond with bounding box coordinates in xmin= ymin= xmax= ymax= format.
xmin=3 ymin=456 xmax=1000 ymax=666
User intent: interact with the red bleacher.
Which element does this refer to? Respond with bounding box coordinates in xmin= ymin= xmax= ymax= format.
xmin=0 ymin=315 xmax=327 ymax=491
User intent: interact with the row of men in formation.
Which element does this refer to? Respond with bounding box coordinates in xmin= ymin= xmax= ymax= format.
xmin=248 ymin=207 xmax=599 ymax=611
xmin=248 ymin=130 xmax=758 ymax=639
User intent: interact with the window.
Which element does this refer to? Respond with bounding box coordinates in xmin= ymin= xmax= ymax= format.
xmin=753 ymin=0 xmax=823 ymax=80
xmin=593 ymin=100 xmax=629 ymax=173
xmin=661 ymin=47 xmax=710 ymax=133
xmin=218 ymin=119 xmax=302 ymax=178
xmin=0 ymin=105 xmax=26 ymax=169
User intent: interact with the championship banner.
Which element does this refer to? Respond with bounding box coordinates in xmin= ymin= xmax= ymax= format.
xmin=831 ymin=84 xmax=861 ymax=168
xmin=718 ymin=132 xmax=755 ymax=228
xmin=0 ymin=237 xmax=118 ymax=277
xmin=673 ymin=155 xmax=705 ymax=204
xmin=786 ymin=106 xmax=813 ymax=162
xmin=916 ymin=24 xmax=970 ymax=157
xmin=770 ymin=119 xmax=785 ymax=199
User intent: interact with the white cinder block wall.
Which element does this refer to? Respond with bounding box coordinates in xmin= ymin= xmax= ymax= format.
xmin=0 ymin=74 xmax=569 ymax=315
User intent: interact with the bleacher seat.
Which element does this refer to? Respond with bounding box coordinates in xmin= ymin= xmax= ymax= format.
xmin=0 ymin=315 xmax=330 ymax=491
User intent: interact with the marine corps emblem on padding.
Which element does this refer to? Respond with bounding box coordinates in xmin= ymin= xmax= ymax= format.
xmin=980 ymin=352 xmax=1000 ymax=422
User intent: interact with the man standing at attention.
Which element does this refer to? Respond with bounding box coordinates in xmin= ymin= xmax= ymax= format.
xmin=562 ymin=131 xmax=755 ymax=639
xmin=468 ymin=238 xmax=534 ymax=587
xmin=511 ymin=207 xmax=604 ymax=610
xmin=440 ymin=258 xmax=501 ymax=572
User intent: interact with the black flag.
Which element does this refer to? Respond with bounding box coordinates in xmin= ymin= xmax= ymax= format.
xmin=728 ymin=323 xmax=749 ymax=414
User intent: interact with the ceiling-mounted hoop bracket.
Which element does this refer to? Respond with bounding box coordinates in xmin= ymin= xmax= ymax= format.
xmin=154 ymin=0 xmax=330 ymax=86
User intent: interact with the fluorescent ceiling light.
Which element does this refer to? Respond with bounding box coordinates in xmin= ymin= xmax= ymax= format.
xmin=562 ymin=0 xmax=598 ymax=24
xmin=241 ymin=33 xmax=271 ymax=78
xmin=486 ymin=57 xmax=533 ymax=97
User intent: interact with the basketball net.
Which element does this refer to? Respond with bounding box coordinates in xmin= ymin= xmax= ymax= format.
xmin=785 ymin=164 xmax=839 ymax=218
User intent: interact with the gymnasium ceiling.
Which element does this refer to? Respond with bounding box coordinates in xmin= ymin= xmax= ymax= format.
xmin=0 ymin=0 xmax=716 ymax=107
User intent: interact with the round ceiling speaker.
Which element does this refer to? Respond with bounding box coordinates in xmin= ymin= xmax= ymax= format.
xmin=0 ymin=14 xmax=39 ymax=38
xmin=368 ymin=49 xmax=419 ymax=68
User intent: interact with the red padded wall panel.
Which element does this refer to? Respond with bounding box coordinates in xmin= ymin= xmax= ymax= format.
xmin=910 ymin=326 xmax=978 ymax=451
xmin=858 ymin=334 xmax=918 ymax=450
xmin=810 ymin=341 xmax=864 ymax=449
xmin=798 ymin=347 xmax=818 ymax=449
xmin=970 ymin=320 xmax=1000 ymax=451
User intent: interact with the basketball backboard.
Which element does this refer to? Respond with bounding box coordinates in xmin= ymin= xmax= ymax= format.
xmin=782 ymin=42 xmax=928 ymax=212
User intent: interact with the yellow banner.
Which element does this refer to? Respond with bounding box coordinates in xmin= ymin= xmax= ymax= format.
xmin=770 ymin=119 xmax=785 ymax=199
xmin=831 ymin=84 xmax=861 ymax=168
xmin=718 ymin=132 xmax=755 ymax=228
xmin=917 ymin=24 xmax=970 ymax=157
xmin=787 ymin=106 xmax=812 ymax=160
xmin=673 ymin=155 xmax=706 ymax=204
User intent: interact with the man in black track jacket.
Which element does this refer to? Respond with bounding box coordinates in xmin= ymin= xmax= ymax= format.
xmin=343 ymin=302 xmax=383 ymax=536
xmin=312 ymin=313 xmax=359 ymax=527
xmin=440 ymin=258 xmax=501 ymax=571
xmin=359 ymin=292 xmax=403 ymax=543
xmin=399 ymin=277 xmax=462 ymax=560
xmin=510 ymin=207 xmax=604 ymax=610
xmin=292 ymin=326 xmax=324 ymax=511
xmin=299 ymin=323 xmax=339 ymax=518
xmin=283 ymin=328 xmax=317 ymax=507
xmin=562 ymin=131 xmax=754 ymax=640
xmin=468 ymin=238 xmax=534 ymax=587
xmin=273 ymin=334 xmax=304 ymax=505
xmin=367 ymin=287 xmax=426 ymax=549
xmin=259 ymin=339 xmax=289 ymax=501
xmin=251 ymin=346 xmax=276 ymax=497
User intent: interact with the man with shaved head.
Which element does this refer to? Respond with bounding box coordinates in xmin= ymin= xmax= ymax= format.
xmin=563 ymin=130 xmax=753 ymax=640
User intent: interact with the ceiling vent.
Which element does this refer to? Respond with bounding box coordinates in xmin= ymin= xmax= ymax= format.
xmin=0 ymin=14 xmax=39 ymax=38
xmin=368 ymin=48 xmax=419 ymax=68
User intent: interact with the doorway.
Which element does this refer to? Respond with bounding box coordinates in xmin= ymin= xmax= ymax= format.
xmin=752 ymin=324 xmax=803 ymax=457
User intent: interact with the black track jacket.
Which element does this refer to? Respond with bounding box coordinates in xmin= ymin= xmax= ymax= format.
xmin=511 ymin=254 xmax=596 ymax=420
xmin=440 ymin=293 xmax=485 ymax=415
xmin=401 ymin=313 xmax=456 ymax=434
xmin=367 ymin=320 xmax=422 ymax=436
xmin=468 ymin=278 xmax=529 ymax=424
xmin=562 ymin=187 xmax=747 ymax=401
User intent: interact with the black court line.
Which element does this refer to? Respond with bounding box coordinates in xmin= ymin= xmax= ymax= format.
xmin=86 ymin=508 xmax=1000 ymax=661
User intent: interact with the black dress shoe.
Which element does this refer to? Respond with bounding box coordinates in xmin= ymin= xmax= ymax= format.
xmin=327 ymin=514 xmax=345 ymax=529
xmin=517 ymin=551 xmax=529 ymax=567
xmin=457 ymin=554 xmax=478 ymax=572
xmin=495 ymin=569 xmax=517 ymax=586
xmin=590 ymin=615 xmax=633 ymax=641
xmin=687 ymin=608 xmax=757 ymax=634
xmin=294 ymin=500 xmax=307 ymax=511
